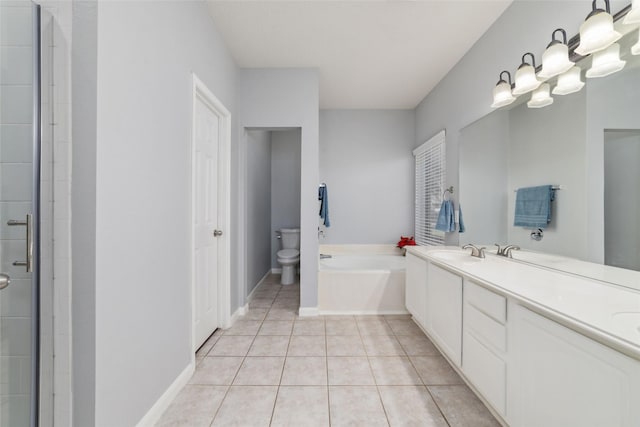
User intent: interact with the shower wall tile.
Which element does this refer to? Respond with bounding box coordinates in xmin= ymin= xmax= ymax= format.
xmin=0 ymin=125 xmax=33 ymax=163
xmin=0 ymin=394 xmax=30 ymax=427
xmin=0 ymin=5 xmax=33 ymax=47
xmin=0 ymin=163 xmax=32 ymax=201
xmin=0 ymin=47 xmax=32 ymax=85
xmin=0 ymin=85 xmax=33 ymax=124
xmin=0 ymin=240 xmax=30 ymax=280
xmin=0 ymin=202 xmax=31 ymax=239
xmin=0 ymin=318 xmax=31 ymax=357
xmin=0 ymin=279 xmax=31 ymax=317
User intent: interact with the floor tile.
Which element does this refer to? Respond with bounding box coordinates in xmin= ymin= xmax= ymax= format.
xmin=327 ymin=357 xmax=375 ymax=385
xmin=258 ymin=320 xmax=293 ymax=336
xmin=287 ymin=335 xmax=326 ymax=356
xmin=242 ymin=307 xmax=269 ymax=321
xmin=396 ymin=335 xmax=440 ymax=356
xmin=272 ymin=297 xmax=299 ymax=309
xmin=292 ymin=319 xmax=325 ymax=335
xmin=410 ymin=356 xmax=464 ymax=385
xmin=189 ymin=357 xmax=243 ymax=385
xmin=250 ymin=297 xmax=276 ymax=308
xmin=211 ymin=386 xmax=278 ymax=427
xmin=233 ymin=356 xmax=284 ymax=385
xmin=328 ymin=386 xmax=388 ymax=427
xmin=362 ymin=335 xmax=406 ymax=356
xmin=247 ymin=335 xmax=290 ymax=357
xmin=208 ymin=336 xmax=254 ymax=357
xmin=266 ymin=308 xmax=297 ymax=321
xmin=357 ymin=319 xmax=394 ymax=335
xmin=326 ymin=335 xmax=366 ymax=356
xmin=195 ymin=333 xmax=221 ymax=357
xmin=270 ymin=386 xmax=330 ymax=427
xmin=223 ymin=320 xmax=262 ymax=336
xmin=325 ymin=319 xmax=359 ymax=335
xmin=387 ymin=319 xmax=424 ymax=336
xmin=368 ymin=356 xmax=422 ymax=385
xmin=378 ymin=386 xmax=448 ymax=427
xmin=281 ymin=356 xmax=327 ymax=385
xmin=156 ymin=385 xmax=227 ymax=427
xmin=428 ymin=385 xmax=501 ymax=427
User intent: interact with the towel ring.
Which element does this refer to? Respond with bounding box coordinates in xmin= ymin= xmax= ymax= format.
xmin=442 ymin=186 xmax=454 ymax=200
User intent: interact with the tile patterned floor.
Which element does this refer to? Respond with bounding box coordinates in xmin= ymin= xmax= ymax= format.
xmin=156 ymin=274 xmax=501 ymax=427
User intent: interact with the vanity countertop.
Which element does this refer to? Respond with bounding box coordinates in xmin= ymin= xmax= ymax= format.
xmin=406 ymin=246 xmax=640 ymax=361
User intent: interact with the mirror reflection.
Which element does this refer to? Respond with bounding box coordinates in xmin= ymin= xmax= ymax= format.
xmin=459 ymin=27 xmax=640 ymax=288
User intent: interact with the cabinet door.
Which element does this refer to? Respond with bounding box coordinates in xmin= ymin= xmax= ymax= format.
xmin=510 ymin=305 xmax=640 ymax=427
xmin=427 ymin=263 xmax=463 ymax=366
xmin=405 ymin=253 xmax=428 ymax=328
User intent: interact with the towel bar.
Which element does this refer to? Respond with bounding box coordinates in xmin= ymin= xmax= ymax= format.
xmin=513 ymin=185 xmax=562 ymax=192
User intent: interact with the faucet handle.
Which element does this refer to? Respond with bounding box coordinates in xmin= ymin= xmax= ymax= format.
xmin=494 ymin=243 xmax=504 ymax=255
xmin=478 ymin=247 xmax=486 ymax=258
xmin=504 ymin=245 xmax=520 ymax=258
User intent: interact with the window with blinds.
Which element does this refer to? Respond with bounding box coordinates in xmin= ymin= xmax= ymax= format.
xmin=413 ymin=130 xmax=446 ymax=246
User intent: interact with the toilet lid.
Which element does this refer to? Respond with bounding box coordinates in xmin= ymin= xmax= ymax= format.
xmin=278 ymin=249 xmax=299 ymax=259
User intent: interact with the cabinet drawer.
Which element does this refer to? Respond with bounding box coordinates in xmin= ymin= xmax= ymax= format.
xmin=465 ymin=280 xmax=506 ymax=324
xmin=463 ymin=331 xmax=507 ymax=417
xmin=465 ymin=302 xmax=507 ymax=353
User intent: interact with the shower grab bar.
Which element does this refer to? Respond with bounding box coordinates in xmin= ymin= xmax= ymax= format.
xmin=7 ymin=214 xmax=33 ymax=273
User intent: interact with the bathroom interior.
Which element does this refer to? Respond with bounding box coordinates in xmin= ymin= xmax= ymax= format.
xmin=1 ymin=0 xmax=640 ymax=426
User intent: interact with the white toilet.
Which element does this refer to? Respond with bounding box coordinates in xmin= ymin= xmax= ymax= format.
xmin=277 ymin=228 xmax=300 ymax=285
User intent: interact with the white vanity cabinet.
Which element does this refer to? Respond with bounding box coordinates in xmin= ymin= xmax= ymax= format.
xmin=427 ymin=263 xmax=463 ymax=366
xmin=509 ymin=304 xmax=640 ymax=427
xmin=405 ymin=253 xmax=428 ymax=328
xmin=462 ymin=280 xmax=508 ymax=418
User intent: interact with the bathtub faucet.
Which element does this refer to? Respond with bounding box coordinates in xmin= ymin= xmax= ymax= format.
xmin=320 ymin=254 xmax=332 ymax=259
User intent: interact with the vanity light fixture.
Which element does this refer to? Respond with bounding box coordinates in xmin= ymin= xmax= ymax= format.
xmin=586 ymin=43 xmax=626 ymax=78
xmin=538 ymin=29 xmax=575 ymax=79
xmin=491 ymin=70 xmax=516 ymax=108
xmin=552 ymin=66 xmax=585 ymax=95
xmin=623 ymin=0 xmax=640 ymax=24
xmin=527 ymin=83 xmax=554 ymax=108
xmin=575 ymin=0 xmax=621 ymax=56
xmin=513 ymin=53 xmax=541 ymax=95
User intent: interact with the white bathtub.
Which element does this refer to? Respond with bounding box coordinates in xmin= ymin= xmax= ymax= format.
xmin=318 ymin=247 xmax=407 ymax=315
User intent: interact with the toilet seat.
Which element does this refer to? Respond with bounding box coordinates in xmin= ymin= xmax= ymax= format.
xmin=277 ymin=249 xmax=299 ymax=260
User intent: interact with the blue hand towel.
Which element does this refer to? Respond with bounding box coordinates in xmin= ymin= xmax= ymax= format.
xmin=435 ymin=200 xmax=455 ymax=232
xmin=458 ymin=204 xmax=465 ymax=233
xmin=318 ymin=185 xmax=330 ymax=227
xmin=514 ymin=185 xmax=555 ymax=229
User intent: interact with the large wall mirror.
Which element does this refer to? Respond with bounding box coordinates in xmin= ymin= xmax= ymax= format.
xmin=459 ymin=18 xmax=640 ymax=290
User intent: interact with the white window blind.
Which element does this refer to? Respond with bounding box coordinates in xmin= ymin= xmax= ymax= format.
xmin=413 ymin=130 xmax=446 ymax=246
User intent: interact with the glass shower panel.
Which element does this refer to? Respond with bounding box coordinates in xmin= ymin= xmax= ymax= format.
xmin=0 ymin=3 xmax=39 ymax=426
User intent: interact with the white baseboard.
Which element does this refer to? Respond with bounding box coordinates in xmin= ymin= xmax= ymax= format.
xmin=247 ymin=271 xmax=270 ymax=302
xmin=135 ymin=361 xmax=195 ymax=427
xmin=228 ymin=303 xmax=248 ymax=327
xmin=271 ymin=268 xmax=282 ymax=274
xmin=319 ymin=309 xmax=410 ymax=316
xmin=298 ymin=307 xmax=320 ymax=317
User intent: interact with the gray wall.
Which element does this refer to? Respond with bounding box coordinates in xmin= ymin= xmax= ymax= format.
xmin=73 ymin=1 xmax=239 ymax=425
xmin=271 ymin=129 xmax=301 ymax=268
xmin=319 ymin=110 xmax=415 ymax=244
xmin=459 ymin=110 xmax=509 ymax=245
xmin=239 ymin=69 xmax=319 ymax=309
xmin=246 ymin=130 xmax=272 ymax=293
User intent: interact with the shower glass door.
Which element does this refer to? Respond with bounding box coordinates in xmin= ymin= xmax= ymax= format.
xmin=0 ymin=3 xmax=41 ymax=426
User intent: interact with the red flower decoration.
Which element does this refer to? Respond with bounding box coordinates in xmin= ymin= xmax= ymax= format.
xmin=397 ymin=236 xmax=417 ymax=248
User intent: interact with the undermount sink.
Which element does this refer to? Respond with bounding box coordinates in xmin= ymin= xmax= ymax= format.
xmin=611 ymin=312 xmax=640 ymax=338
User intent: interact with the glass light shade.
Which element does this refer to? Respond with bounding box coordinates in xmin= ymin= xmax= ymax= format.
xmin=527 ymin=83 xmax=554 ymax=108
xmin=632 ymin=29 xmax=640 ymax=56
xmin=538 ymin=43 xmax=575 ymax=79
xmin=491 ymin=81 xmax=516 ymax=108
xmin=552 ymin=66 xmax=585 ymax=95
xmin=575 ymin=11 xmax=621 ymax=56
xmin=623 ymin=0 xmax=640 ymax=24
xmin=586 ymin=43 xmax=626 ymax=78
xmin=513 ymin=64 xmax=541 ymax=95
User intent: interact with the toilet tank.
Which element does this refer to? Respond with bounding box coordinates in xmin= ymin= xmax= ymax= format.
xmin=280 ymin=228 xmax=301 ymax=250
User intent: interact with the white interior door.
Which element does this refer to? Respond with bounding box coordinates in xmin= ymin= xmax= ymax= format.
xmin=193 ymin=92 xmax=221 ymax=350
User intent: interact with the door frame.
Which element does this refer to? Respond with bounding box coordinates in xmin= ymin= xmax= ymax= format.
xmin=190 ymin=74 xmax=231 ymax=353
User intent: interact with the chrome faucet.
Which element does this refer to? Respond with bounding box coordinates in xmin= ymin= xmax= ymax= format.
xmin=462 ymin=244 xmax=486 ymax=258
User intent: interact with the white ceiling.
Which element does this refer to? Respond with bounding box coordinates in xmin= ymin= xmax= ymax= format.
xmin=207 ymin=0 xmax=512 ymax=109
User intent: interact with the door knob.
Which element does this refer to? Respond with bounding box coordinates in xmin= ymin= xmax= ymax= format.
xmin=0 ymin=273 xmax=10 ymax=290
xmin=213 ymin=229 xmax=223 ymax=237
